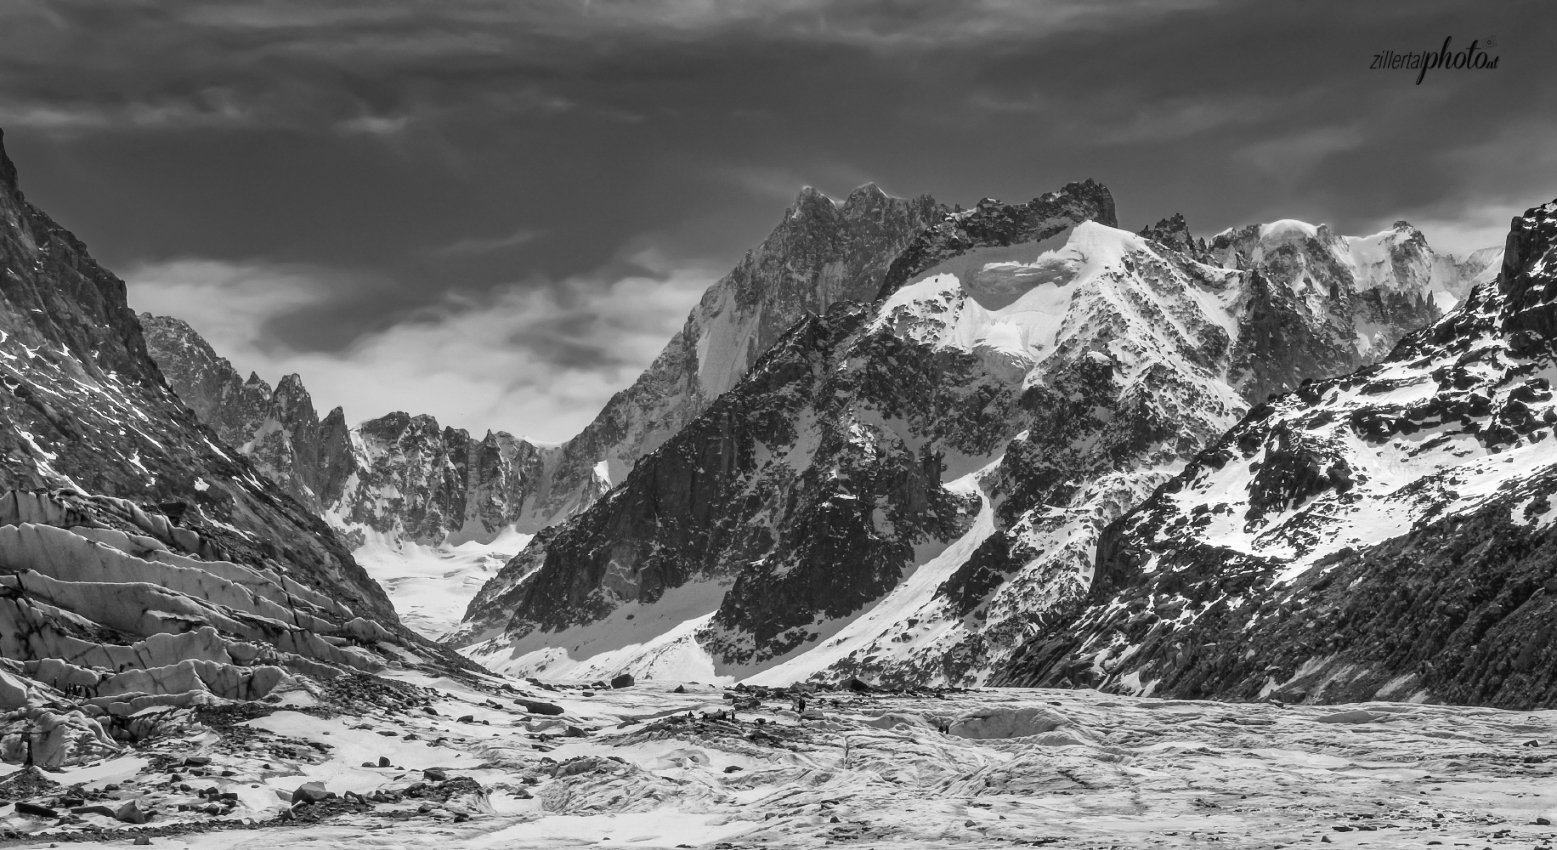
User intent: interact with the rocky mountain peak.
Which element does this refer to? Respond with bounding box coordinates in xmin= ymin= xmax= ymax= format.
xmin=875 ymin=179 xmax=1117 ymax=301
xmin=788 ymin=185 xmax=833 ymax=216
xmin=1498 ymin=200 xmax=1557 ymax=325
xmin=0 ymin=129 xmax=16 ymax=193
xmin=1138 ymin=212 xmax=1190 ymax=243
xmin=844 ymin=182 xmax=888 ymax=206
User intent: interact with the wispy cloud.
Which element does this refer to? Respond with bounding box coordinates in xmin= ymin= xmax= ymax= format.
xmin=433 ymin=228 xmax=545 ymax=256
xmin=125 ymin=255 xmax=714 ymax=442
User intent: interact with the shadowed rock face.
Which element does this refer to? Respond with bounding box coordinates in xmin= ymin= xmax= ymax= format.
xmin=330 ymin=411 xmax=553 ymax=547
xmin=540 ymin=184 xmax=951 ymax=526
xmin=0 ymin=128 xmax=393 ymax=626
xmin=997 ymin=199 xmax=1557 ymax=710
xmin=142 ymin=316 xmax=332 ymax=512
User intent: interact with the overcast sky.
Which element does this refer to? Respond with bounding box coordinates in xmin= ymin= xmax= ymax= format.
xmin=2 ymin=0 xmax=1552 ymax=442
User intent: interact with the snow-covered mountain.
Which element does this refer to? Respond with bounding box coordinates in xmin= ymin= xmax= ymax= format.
xmin=996 ymin=198 xmax=1557 ymax=709
xmin=143 ymin=184 xmax=948 ymax=637
xmin=138 ymin=318 xmax=557 ymax=637
xmin=0 ymin=126 xmax=457 ymax=772
xmin=451 ymin=183 xmax=1498 ymax=687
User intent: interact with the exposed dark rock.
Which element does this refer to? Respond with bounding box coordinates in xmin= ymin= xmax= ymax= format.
xmin=291 ymin=781 xmax=329 ymax=805
xmin=114 ymin=799 xmax=147 ymax=824
xmin=996 ymin=197 xmax=1557 ymax=710
xmin=514 ymin=698 xmax=563 ymax=715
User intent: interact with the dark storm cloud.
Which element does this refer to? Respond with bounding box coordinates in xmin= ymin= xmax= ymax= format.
xmin=1 ymin=0 xmax=1552 ymax=436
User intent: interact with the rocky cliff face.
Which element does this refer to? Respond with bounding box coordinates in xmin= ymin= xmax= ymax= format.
xmin=142 ymin=316 xmax=334 ymax=513
xmin=147 ymin=184 xmax=946 ymax=555
xmin=325 ymin=412 xmax=556 ymax=548
xmin=140 ymin=317 xmax=563 ymax=549
xmin=0 ymin=129 xmax=393 ymax=626
xmin=531 ymin=184 xmax=949 ymax=527
xmin=0 ymin=127 xmax=464 ymax=772
xmin=452 ymin=183 xmax=1499 ymax=688
xmin=996 ymin=199 xmax=1557 ymax=709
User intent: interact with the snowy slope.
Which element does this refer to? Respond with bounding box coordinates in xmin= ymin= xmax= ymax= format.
xmin=354 ymin=527 xmax=534 ymax=640
xmin=997 ymin=198 xmax=1557 ymax=708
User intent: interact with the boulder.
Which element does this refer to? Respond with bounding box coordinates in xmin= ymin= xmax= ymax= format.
xmin=610 ymin=673 xmax=635 ymax=689
xmin=291 ymin=781 xmax=329 ymax=805
xmin=16 ymin=801 xmax=58 ymax=818
xmin=514 ymin=698 xmax=564 ymax=716
xmin=114 ymin=799 xmax=148 ymax=824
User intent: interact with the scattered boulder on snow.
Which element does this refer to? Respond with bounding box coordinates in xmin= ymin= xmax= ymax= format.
xmin=291 ymin=781 xmax=330 ymax=805
xmin=15 ymin=801 xmax=58 ymax=818
xmin=611 ymin=673 xmax=635 ymax=689
xmin=514 ymin=698 xmax=564 ymax=715
xmin=114 ymin=798 xmax=148 ymax=824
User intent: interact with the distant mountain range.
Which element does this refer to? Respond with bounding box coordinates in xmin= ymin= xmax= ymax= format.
xmin=136 ymin=161 xmax=1550 ymax=708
